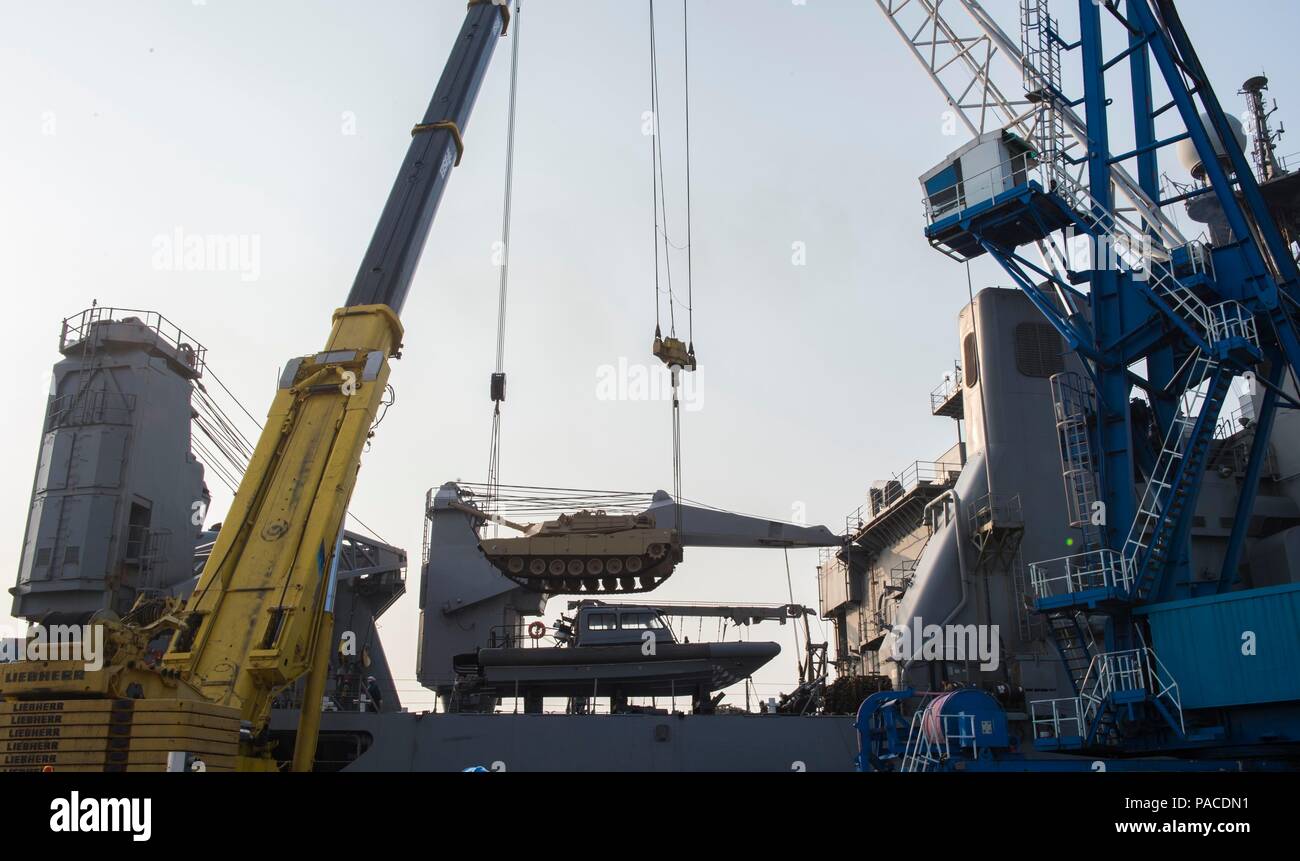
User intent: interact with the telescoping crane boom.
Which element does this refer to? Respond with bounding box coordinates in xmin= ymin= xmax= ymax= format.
xmin=0 ymin=0 xmax=510 ymax=773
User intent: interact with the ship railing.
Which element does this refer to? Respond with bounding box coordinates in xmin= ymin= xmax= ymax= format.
xmin=486 ymin=623 xmax=571 ymax=649
xmin=1030 ymin=646 xmax=1185 ymax=743
xmin=1215 ymin=404 xmax=1250 ymax=441
xmin=1132 ymin=635 xmax=1186 ymax=736
xmin=60 ymin=306 xmax=207 ymax=375
xmin=929 ymin=361 xmax=963 ymax=412
xmin=967 ymin=492 xmax=1023 ymax=537
xmin=1208 ymin=300 xmax=1259 ymax=348
xmin=845 ymin=460 xmax=963 ymax=535
xmin=886 ymin=559 xmax=917 ymax=596
xmin=1181 ymin=238 xmax=1215 ymax=279
xmin=1029 ymin=695 xmax=1084 ymax=742
xmin=1027 ymin=548 xmax=1131 ymax=601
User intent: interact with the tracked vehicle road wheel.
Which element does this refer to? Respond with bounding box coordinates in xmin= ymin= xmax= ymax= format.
xmin=625 ymin=557 xmax=643 ymax=573
xmin=605 ymin=557 xmax=624 ymax=575
xmin=507 ymin=557 xmax=525 ymax=574
xmin=548 ymin=559 xmax=566 ymax=576
xmin=529 ymin=558 xmax=547 ymax=575
xmin=567 ymin=559 xmax=585 ymax=576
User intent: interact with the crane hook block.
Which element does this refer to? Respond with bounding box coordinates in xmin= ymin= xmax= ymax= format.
xmin=652 ymin=335 xmax=697 ymax=372
xmin=490 ymin=372 xmax=506 ymax=402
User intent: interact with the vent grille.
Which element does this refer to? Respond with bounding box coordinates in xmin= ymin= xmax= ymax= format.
xmin=1015 ymin=323 xmax=1065 ymax=378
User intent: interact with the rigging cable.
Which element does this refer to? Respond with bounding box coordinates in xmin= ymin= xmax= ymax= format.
xmin=647 ymin=0 xmax=696 ymax=531
xmin=650 ymin=0 xmax=662 ymax=335
xmin=205 ymin=363 xmax=264 ymax=429
xmin=486 ymin=0 xmax=523 ymax=524
xmin=649 ymin=0 xmax=676 ymax=338
xmin=672 ymin=0 xmax=695 ymax=529
xmin=783 ymin=548 xmax=805 ymax=680
xmin=682 ymin=0 xmax=694 ymax=351
xmin=195 ymin=362 xmax=392 ymax=545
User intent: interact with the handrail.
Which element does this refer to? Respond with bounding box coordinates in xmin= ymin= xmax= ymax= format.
xmin=929 ymin=362 xmax=963 ymax=412
xmin=1028 ymin=547 xmax=1131 ymax=599
xmin=60 ymin=307 xmax=207 ymax=375
xmin=923 ymin=149 xmax=1043 ymax=225
xmin=967 ymin=492 xmax=1023 ymax=536
xmin=901 ymin=699 xmax=980 ymax=772
xmin=846 ymin=459 xmax=963 ymax=534
xmin=1029 ymin=646 xmax=1184 ymax=743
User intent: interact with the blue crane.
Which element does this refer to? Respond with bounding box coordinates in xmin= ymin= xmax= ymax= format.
xmin=865 ymin=0 xmax=1300 ymax=767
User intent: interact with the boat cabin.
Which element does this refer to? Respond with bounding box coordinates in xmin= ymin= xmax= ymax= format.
xmin=574 ymin=605 xmax=676 ymax=649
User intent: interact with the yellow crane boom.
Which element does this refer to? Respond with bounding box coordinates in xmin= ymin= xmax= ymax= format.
xmin=163 ymin=306 xmax=402 ymax=770
xmin=0 ymin=0 xmax=509 ymax=772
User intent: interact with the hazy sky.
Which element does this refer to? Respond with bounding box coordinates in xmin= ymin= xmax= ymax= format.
xmin=3 ymin=0 xmax=1298 ymax=709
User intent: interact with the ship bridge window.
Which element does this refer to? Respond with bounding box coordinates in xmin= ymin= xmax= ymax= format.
xmin=586 ymin=612 xmax=617 ymax=631
xmin=1015 ymin=323 xmax=1065 ymax=378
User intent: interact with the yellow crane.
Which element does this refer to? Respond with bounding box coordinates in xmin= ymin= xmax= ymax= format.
xmin=0 ymin=0 xmax=511 ymax=772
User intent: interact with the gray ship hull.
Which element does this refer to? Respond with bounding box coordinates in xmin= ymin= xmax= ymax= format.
xmin=270 ymin=709 xmax=860 ymax=772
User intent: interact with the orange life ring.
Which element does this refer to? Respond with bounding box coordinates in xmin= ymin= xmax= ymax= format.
xmin=527 ymin=621 xmax=546 ymax=640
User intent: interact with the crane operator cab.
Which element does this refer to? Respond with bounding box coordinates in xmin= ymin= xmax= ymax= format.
xmin=572 ymin=603 xmax=677 ymax=650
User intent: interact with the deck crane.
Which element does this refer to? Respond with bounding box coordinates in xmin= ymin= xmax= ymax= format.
xmin=864 ymin=0 xmax=1300 ymax=767
xmin=0 ymin=0 xmax=511 ymax=772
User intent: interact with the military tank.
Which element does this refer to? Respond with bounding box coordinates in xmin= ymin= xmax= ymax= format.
xmin=479 ymin=510 xmax=683 ymax=594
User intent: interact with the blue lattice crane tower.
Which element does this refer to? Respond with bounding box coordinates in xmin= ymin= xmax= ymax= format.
xmin=884 ymin=0 xmax=1300 ymax=760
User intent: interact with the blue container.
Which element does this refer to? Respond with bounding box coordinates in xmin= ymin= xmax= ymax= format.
xmin=1137 ymin=583 xmax=1300 ymax=710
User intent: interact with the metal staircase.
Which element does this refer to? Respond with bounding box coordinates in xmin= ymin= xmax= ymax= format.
xmin=1045 ymin=609 xmax=1096 ymax=695
xmin=1058 ymin=174 xmax=1217 ymax=342
xmin=1030 ymin=646 xmax=1185 ymax=750
xmin=1122 ymin=351 xmax=1234 ymax=599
